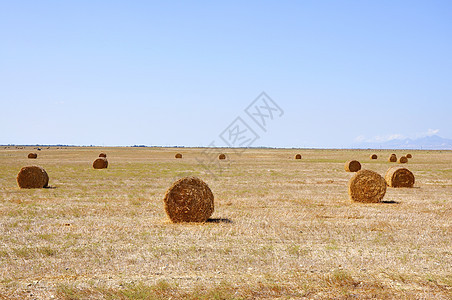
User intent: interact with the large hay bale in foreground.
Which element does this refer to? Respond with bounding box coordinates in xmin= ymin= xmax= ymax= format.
xmin=17 ymin=166 xmax=49 ymax=188
xmin=388 ymin=154 xmax=397 ymax=162
xmin=28 ymin=153 xmax=37 ymax=159
xmin=370 ymin=154 xmax=377 ymax=159
xmin=406 ymin=153 xmax=412 ymax=158
xmin=348 ymin=169 xmax=386 ymax=203
xmin=175 ymin=153 xmax=182 ymax=159
xmin=345 ymin=160 xmax=361 ymax=172
xmin=385 ymin=166 xmax=415 ymax=188
xmin=219 ymin=153 xmax=226 ymax=160
xmin=295 ymin=154 xmax=302 ymax=159
xmin=93 ymin=157 xmax=108 ymax=169
xmin=99 ymin=153 xmax=107 ymax=158
xmin=164 ymin=176 xmax=214 ymax=223
xmin=398 ymin=156 xmax=408 ymax=164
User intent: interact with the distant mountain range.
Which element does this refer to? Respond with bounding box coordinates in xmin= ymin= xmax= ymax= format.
xmin=353 ymin=135 xmax=452 ymax=150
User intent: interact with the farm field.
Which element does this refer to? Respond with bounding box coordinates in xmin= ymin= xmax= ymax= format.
xmin=0 ymin=147 xmax=451 ymax=299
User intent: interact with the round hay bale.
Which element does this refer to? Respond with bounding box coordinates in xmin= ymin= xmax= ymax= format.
xmin=370 ymin=154 xmax=377 ymax=159
xmin=17 ymin=166 xmax=49 ymax=188
xmin=388 ymin=154 xmax=397 ymax=162
xmin=385 ymin=166 xmax=414 ymax=188
xmin=163 ymin=176 xmax=214 ymax=223
xmin=345 ymin=160 xmax=362 ymax=172
xmin=93 ymin=157 xmax=108 ymax=169
xmin=348 ymin=169 xmax=386 ymax=203
xmin=406 ymin=153 xmax=412 ymax=158
xmin=219 ymin=153 xmax=226 ymax=160
xmin=28 ymin=153 xmax=37 ymax=159
xmin=295 ymin=154 xmax=302 ymax=159
xmin=398 ymin=156 xmax=408 ymax=164
xmin=99 ymin=153 xmax=107 ymax=158
xmin=175 ymin=153 xmax=182 ymax=159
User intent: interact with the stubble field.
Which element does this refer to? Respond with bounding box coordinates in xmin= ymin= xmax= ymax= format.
xmin=0 ymin=147 xmax=451 ymax=299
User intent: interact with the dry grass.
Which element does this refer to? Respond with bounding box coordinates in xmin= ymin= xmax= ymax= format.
xmin=0 ymin=147 xmax=451 ymax=299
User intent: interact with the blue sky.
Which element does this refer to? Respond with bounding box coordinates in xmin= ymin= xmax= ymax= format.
xmin=1 ymin=1 xmax=451 ymax=148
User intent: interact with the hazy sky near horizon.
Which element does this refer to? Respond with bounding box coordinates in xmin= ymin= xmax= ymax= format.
xmin=1 ymin=1 xmax=451 ymax=148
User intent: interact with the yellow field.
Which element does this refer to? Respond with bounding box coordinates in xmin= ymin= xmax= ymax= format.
xmin=0 ymin=147 xmax=451 ymax=299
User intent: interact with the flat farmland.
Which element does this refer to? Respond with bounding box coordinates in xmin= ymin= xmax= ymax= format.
xmin=0 ymin=147 xmax=451 ymax=299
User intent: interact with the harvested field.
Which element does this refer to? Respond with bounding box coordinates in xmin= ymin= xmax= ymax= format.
xmin=0 ymin=147 xmax=451 ymax=299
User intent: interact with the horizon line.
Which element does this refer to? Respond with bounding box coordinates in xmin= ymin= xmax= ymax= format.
xmin=1 ymin=144 xmax=450 ymax=151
